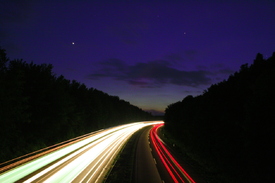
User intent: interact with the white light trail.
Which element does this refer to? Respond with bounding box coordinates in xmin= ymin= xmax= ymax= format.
xmin=0 ymin=121 xmax=163 ymax=183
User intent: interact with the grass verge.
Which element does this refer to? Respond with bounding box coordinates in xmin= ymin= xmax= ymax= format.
xmin=159 ymin=126 xmax=232 ymax=183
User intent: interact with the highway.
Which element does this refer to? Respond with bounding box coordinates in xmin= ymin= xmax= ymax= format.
xmin=0 ymin=121 xmax=162 ymax=183
xmin=149 ymin=123 xmax=196 ymax=183
xmin=130 ymin=122 xmax=197 ymax=183
xmin=134 ymin=126 xmax=163 ymax=183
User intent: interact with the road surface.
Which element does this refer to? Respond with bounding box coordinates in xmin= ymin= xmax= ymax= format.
xmin=0 ymin=121 xmax=197 ymax=183
xmin=149 ymin=123 xmax=196 ymax=183
xmin=0 ymin=121 xmax=162 ymax=183
xmin=134 ymin=123 xmax=196 ymax=183
xmin=134 ymin=126 xmax=163 ymax=183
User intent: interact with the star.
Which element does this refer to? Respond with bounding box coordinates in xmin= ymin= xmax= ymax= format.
xmin=72 ymin=42 xmax=75 ymax=45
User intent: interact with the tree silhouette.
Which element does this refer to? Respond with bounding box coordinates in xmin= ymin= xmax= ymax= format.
xmin=164 ymin=51 xmax=275 ymax=182
xmin=0 ymin=48 xmax=153 ymax=163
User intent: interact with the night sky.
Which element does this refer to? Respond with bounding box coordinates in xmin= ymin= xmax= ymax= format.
xmin=1 ymin=0 xmax=275 ymax=115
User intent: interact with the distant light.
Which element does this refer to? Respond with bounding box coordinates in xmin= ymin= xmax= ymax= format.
xmin=72 ymin=42 xmax=75 ymax=45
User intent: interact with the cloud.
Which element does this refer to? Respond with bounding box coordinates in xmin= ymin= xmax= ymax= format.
xmin=87 ymin=59 xmax=211 ymax=88
xmin=164 ymin=53 xmax=184 ymax=62
xmin=218 ymin=68 xmax=235 ymax=75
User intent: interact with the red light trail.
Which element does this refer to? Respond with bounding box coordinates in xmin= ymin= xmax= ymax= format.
xmin=150 ymin=123 xmax=196 ymax=183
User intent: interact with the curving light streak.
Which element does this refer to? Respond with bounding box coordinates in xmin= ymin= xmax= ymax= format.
xmin=0 ymin=127 xmax=119 ymax=182
xmin=0 ymin=129 xmax=104 ymax=173
xmin=0 ymin=121 xmax=163 ymax=183
xmin=150 ymin=123 xmax=196 ymax=183
xmin=24 ymin=134 xmax=113 ymax=183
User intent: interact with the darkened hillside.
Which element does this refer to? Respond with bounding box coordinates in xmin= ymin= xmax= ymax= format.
xmin=0 ymin=48 xmax=152 ymax=163
xmin=164 ymin=52 xmax=275 ymax=182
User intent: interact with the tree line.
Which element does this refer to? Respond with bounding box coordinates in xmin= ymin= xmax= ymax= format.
xmin=164 ymin=52 xmax=275 ymax=182
xmin=0 ymin=47 xmax=153 ymax=163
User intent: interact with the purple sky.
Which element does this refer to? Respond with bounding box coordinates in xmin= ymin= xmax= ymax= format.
xmin=1 ymin=0 xmax=275 ymax=114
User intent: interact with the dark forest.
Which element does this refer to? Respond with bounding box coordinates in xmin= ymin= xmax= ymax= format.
xmin=164 ymin=52 xmax=275 ymax=182
xmin=0 ymin=48 xmax=152 ymax=163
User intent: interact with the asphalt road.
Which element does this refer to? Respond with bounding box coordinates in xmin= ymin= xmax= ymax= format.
xmin=0 ymin=122 xmax=162 ymax=183
xmin=134 ymin=126 xmax=163 ymax=183
xmin=149 ymin=123 xmax=196 ymax=183
xmin=0 ymin=121 xmax=197 ymax=183
xmin=134 ymin=123 xmax=196 ymax=183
